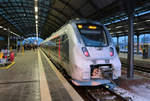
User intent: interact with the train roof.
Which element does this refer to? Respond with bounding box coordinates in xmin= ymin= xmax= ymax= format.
xmin=53 ymin=18 xmax=104 ymax=34
xmin=68 ymin=18 xmax=102 ymax=25
xmin=41 ymin=18 xmax=106 ymax=44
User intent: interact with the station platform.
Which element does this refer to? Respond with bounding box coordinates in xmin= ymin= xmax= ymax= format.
xmin=119 ymin=53 xmax=150 ymax=62
xmin=0 ymin=50 xmax=83 ymax=101
xmin=119 ymin=53 xmax=150 ymax=70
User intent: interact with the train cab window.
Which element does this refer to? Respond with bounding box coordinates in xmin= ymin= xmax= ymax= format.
xmin=77 ymin=24 xmax=108 ymax=47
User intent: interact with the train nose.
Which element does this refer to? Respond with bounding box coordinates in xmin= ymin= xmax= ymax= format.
xmin=86 ymin=47 xmax=112 ymax=59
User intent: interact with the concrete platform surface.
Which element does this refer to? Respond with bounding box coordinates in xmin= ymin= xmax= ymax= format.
xmin=0 ymin=50 xmax=83 ymax=101
xmin=0 ymin=50 xmax=40 ymax=101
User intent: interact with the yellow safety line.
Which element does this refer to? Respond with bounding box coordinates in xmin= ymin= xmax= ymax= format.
xmin=0 ymin=61 xmax=15 ymax=70
xmin=40 ymin=49 xmax=84 ymax=101
xmin=38 ymin=50 xmax=52 ymax=101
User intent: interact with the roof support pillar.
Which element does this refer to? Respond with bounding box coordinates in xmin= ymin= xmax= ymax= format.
xmin=16 ymin=38 xmax=18 ymax=52
xmin=125 ymin=36 xmax=127 ymax=51
xmin=127 ymin=0 xmax=135 ymax=79
xmin=117 ymin=36 xmax=119 ymax=46
xmin=137 ymin=35 xmax=140 ymax=54
xmin=8 ymin=28 xmax=10 ymax=50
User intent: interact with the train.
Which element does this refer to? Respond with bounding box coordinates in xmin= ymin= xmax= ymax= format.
xmin=41 ymin=19 xmax=121 ymax=86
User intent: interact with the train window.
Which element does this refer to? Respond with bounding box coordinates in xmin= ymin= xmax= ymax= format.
xmin=62 ymin=34 xmax=68 ymax=42
xmin=47 ymin=40 xmax=56 ymax=46
xmin=77 ymin=24 xmax=108 ymax=47
xmin=61 ymin=34 xmax=69 ymax=63
xmin=55 ymin=37 xmax=60 ymax=45
xmin=51 ymin=38 xmax=55 ymax=43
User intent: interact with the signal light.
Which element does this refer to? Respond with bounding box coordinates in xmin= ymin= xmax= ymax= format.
xmin=110 ymin=47 xmax=114 ymax=56
xmin=78 ymin=25 xmax=83 ymax=29
xmin=82 ymin=47 xmax=90 ymax=57
xmin=88 ymin=26 xmax=97 ymax=29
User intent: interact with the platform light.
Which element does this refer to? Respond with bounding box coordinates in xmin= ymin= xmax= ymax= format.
xmin=36 ymin=27 xmax=38 ymax=33
xmin=78 ymin=25 xmax=83 ymax=29
xmin=116 ymin=26 xmax=122 ymax=28
xmin=88 ymin=26 xmax=97 ymax=29
xmin=13 ymin=33 xmax=20 ymax=37
xmin=137 ymin=28 xmax=144 ymax=30
xmin=108 ymin=28 xmax=111 ymax=30
xmin=35 ymin=15 xmax=38 ymax=20
xmin=35 ymin=7 xmax=38 ymax=12
xmin=10 ymin=31 xmax=20 ymax=37
xmin=3 ymin=28 xmax=7 ymax=30
xmin=117 ymin=31 xmax=122 ymax=33
xmin=146 ymin=19 xmax=150 ymax=22
xmin=35 ymin=0 xmax=38 ymax=41
xmin=2 ymin=27 xmax=20 ymax=37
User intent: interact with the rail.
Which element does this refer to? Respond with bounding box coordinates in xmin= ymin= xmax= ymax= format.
xmin=120 ymin=58 xmax=150 ymax=73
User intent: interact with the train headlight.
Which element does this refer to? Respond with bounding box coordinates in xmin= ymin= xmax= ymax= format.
xmin=82 ymin=47 xmax=90 ymax=57
xmin=110 ymin=47 xmax=114 ymax=56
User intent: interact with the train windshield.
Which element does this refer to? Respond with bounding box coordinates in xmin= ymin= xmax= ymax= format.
xmin=77 ymin=24 xmax=108 ymax=47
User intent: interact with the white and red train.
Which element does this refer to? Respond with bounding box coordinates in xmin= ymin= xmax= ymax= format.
xmin=41 ymin=19 xmax=121 ymax=86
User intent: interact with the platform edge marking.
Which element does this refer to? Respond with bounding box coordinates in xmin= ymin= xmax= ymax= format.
xmin=38 ymin=50 xmax=52 ymax=101
xmin=0 ymin=61 xmax=15 ymax=70
xmin=40 ymin=49 xmax=84 ymax=101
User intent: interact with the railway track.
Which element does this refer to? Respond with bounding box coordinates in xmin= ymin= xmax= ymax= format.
xmin=120 ymin=58 xmax=150 ymax=73
xmin=121 ymin=62 xmax=150 ymax=73
xmin=81 ymin=86 xmax=130 ymax=101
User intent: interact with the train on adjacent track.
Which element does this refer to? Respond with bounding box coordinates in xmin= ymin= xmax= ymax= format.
xmin=41 ymin=19 xmax=121 ymax=86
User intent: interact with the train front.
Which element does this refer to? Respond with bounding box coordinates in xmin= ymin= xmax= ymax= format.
xmin=71 ymin=21 xmax=121 ymax=86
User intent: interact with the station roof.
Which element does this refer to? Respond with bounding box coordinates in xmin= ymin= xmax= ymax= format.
xmin=0 ymin=0 xmax=149 ymax=39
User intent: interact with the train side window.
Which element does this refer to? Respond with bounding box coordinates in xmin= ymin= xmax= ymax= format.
xmin=61 ymin=34 xmax=69 ymax=63
xmin=62 ymin=34 xmax=68 ymax=42
xmin=50 ymin=37 xmax=58 ymax=56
